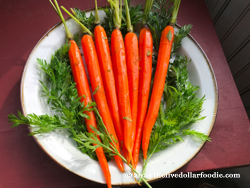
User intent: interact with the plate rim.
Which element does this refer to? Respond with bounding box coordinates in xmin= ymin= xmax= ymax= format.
xmin=20 ymin=8 xmax=218 ymax=186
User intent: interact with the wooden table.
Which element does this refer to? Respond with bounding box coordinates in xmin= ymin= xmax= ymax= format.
xmin=0 ymin=0 xmax=249 ymax=187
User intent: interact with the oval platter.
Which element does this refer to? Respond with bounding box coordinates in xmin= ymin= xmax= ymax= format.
xmin=21 ymin=9 xmax=218 ymax=186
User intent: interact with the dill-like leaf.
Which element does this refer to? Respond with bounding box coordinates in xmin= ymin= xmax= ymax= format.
xmin=182 ymin=129 xmax=211 ymax=142
xmin=100 ymin=6 xmax=114 ymax=37
xmin=123 ymin=116 xmax=132 ymax=121
xmin=73 ymin=8 xmax=96 ymax=33
xmin=8 ymin=35 xmax=99 ymax=160
xmin=141 ymin=54 xmax=209 ymax=179
xmin=148 ymin=0 xmax=173 ymax=51
xmin=92 ymin=85 xmax=100 ymax=95
xmin=172 ymin=24 xmax=192 ymax=53
xmin=73 ymin=32 xmax=81 ymax=47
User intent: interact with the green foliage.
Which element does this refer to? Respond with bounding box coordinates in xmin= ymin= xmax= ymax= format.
xmin=140 ymin=55 xmax=209 ymax=181
xmin=8 ymin=37 xmax=99 ymax=160
xmin=122 ymin=0 xmax=143 ymax=32
xmin=8 ymin=112 xmax=68 ymax=135
xmin=74 ymin=108 xmax=151 ymax=187
xmin=148 ymin=0 xmax=173 ymax=51
xmin=73 ymin=8 xmax=96 ymax=34
xmin=147 ymin=54 xmax=209 ymax=161
xmin=182 ymin=129 xmax=211 ymax=142
xmin=101 ymin=0 xmax=143 ymax=37
xmin=73 ymin=32 xmax=81 ymax=47
xmin=172 ymin=24 xmax=192 ymax=53
xmin=147 ymin=1 xmax=192 ymax=54
xmin=101 ymin=6 xmax=114 ymax=38
xmin=123 ymin=117 xmax=132 ymax=122
xmin=92 ymin=85 xmax=100 ymax=95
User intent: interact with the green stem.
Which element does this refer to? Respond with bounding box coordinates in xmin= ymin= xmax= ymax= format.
xmin=94 ymin=107 xmax=118 ymax=152
xmin=75 ymin=129 xmax=152 ymax=188
xmin=50 ymin=0 xmax=73 ymax=39
xmin=107 ymin=0 xmax=121 ymax=28
xmin=71 ymin=8 xmax=76 ymax=16
xmin=139 ymin=139 xmax=161 ymax=183
xmin=93 ymin=108 xmax=152 ymax=187
xmin=119 ymin=0 xmax=122 ymax=25
xmin=123 ymin=0 xmax=133 ymax=32
xmin=70 ymin=127 xmax=78 ymax=139
xmin=61 ymin=6 xmax=93 ymax=37
xmin=49 ymin=0 xmax=58 ymax=15
xmin=170 ymin=0 xmax=181 ymax=24
xmin=94 ymin=0 xmax=100 ymax=24
xmin=142 ymin=0 xmax=154 ymax=25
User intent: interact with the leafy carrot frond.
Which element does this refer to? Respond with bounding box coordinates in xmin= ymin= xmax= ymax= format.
xmin=75 ymin=108 xmax=153 ymax=188
xmin=125 ymin=3 xmax=143 ymax=29
xmin=8 ymin=39 xmax=99 ymax=160
xmin=100 ymin=6 xmax=114 ymax=37
xmin=102 ymin=0 xmax=142 ymax=37
xmin=8 ymin=112 xmax=68 ymax=135
xmin=72 ymin=8 xmax=96 ymax=33
xmin=61 ymin=6 xmax=93 ymax=37
xmin=107 ymin=0 xmax=122 ymax=28
xmin=148 ymin=0 xmax=173 ymax=51
xmin=172 ymin=24 xmax=192 ymax=53
xmin=141 ymin=55 xmax=208 ymax=181
xmin=142 ymin=0 xmax=154 ymax=25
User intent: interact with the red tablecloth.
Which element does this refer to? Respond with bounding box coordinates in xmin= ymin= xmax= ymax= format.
xmin=0 ymin=0 xmax=249 ymax=187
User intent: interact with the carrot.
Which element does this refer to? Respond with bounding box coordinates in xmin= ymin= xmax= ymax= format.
xmin=50 ymin=1 xmax=111 ymax=187
xmin=123 ymin=0 xmax=139 ymax=155
xmin=108 ymin=0 xmax=133 ymax=164
xmin=93 ymin=0 xmax=125 ymax=153
xmin=61 ymin=6 xmax=124 ymax=173
xmin=132 ymin=0 xmax=153 ymax=168
xmin=142 ymin=0 xmax=181 ymax=159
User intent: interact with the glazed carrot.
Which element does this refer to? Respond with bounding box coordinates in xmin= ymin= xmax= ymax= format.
xmin=61 ymin=7 xmax=124 ymax=173
xmin=70 ymin=41 xmax=113 ymax=186
xmin=108 ymin=0 xmax=133 ymax=164
xmin=82 ymin=34 xmax=124 ymax=172
xmin=132 ymin=0 xmax=153 ymax=168
xmin=50 ymin=1 xmax=111 ymax=187
xmin=93 ymin=0 xmax=124 ymax=150
xmin=123 ymin=0 xmax=139 ymax=154
xmin=142 ymin=0 xmax=181 ymax=159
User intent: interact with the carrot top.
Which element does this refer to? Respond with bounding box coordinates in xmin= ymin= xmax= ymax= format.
xmin=142 ymin=0 xmax=154 ymax=25
xmin=170 ymin=0 xmax=181 ymax=25
xmin=49 ymin=0 xmax=73 ymax=39
xmin=94 ymin=0 xmax=100 ymax=24
xmin=107 ymin=0 xmax=122 ymax=29
xmin=123 ymin=0 xmax=132 ymax=32
xmin=61 ymin=6 xmax=93 ymax=37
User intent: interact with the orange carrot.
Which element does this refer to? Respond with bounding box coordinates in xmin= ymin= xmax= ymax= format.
xmin=81 ymin=34 xmax=124 ymax=172
xmin=132 ymin=0 xmax=153 ymax=168
xmin=69 ymin=40 xmax=112 ymax=187
xmin=61 ymin=6 xmax=124 ymax=173
xmin=123 ymin=0 xmax=139 ymax=154
xmin=108 ymin=0 xmax=133 ymax=164
xmin=93 ymin=0 xmax=124 ymax=150
xmin=50 ymin=1 xmax=111 ymax=187
xmin=142 ymin=0 xmax=181 ymax=159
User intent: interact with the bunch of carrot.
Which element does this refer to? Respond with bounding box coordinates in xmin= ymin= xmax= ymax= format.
xmin=49 ymin=0 xmax=181 ymax=187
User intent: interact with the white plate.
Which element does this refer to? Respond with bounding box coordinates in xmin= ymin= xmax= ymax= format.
xmin=21 ymin=9 xmax=218 ymax=186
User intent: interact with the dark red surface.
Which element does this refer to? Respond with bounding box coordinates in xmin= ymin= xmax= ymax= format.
xmin=0 ymin=0 xmax=249 ymax=188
